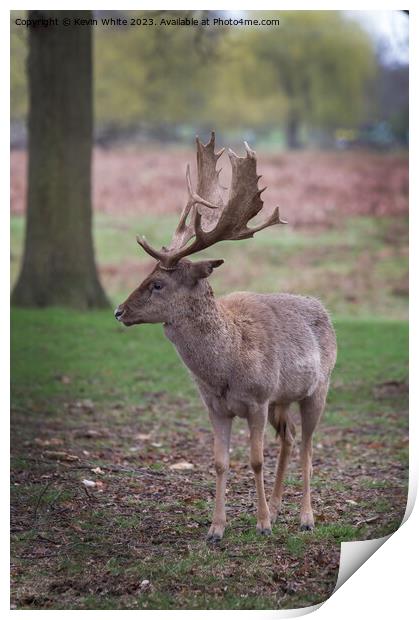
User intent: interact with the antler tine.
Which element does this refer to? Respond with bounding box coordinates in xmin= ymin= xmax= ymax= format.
xmin=136 ymin=235 xmax=167 ymax=262
xmin=235 ymin=207 xmax=287 ymax=239
xmin=199 ymin=130 xmax=225 ymax=159
xmin=171 ymin=162 xmax=219 ymax=239
xmin=243 ymin=141 xmax=256 ymax=159
xmin=185 ymin=164 xmax=220 ymax=211
xmin=164 ymin=162 xmax=220 ymax=254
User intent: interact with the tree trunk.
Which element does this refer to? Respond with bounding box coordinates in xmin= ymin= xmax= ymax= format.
xmin=285 ymin=112 xmax=301 ymax=150
xmin=12 ymin=10 xmax=108 ymax=308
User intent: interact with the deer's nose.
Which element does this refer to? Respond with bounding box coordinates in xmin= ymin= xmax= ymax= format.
xmin=114 ymin=307 xmax=124 ymax=321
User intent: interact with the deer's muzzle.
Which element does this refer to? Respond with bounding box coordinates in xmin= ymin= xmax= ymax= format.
xmin=114 ymin=306 xmax=124 ymax=321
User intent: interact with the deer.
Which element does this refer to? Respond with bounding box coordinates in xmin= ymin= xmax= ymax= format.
xmin=115 ymin=132 xmax=337 ymax=542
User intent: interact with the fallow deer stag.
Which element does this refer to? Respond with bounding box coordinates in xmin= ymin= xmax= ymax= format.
xmin=115 ymin=132 xmax=337 ymax=541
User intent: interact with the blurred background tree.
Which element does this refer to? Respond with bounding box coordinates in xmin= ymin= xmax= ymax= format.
xmin=11 ymin=10 xmax=408 ymax=149
xmin=245 ymin=11 xmax=375 ymax=148
xmin=11 ymin=10 xmax=108 ymax=308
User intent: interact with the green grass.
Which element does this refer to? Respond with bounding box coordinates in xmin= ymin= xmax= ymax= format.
xmin=11 ymin=308 xmax=189 ymax=411
xmin=11 ymin=309 xmax=408 ymax=419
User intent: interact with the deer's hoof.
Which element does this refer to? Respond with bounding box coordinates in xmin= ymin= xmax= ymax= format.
xmin=257 ymin=527 xmax=272 ymax=536
xmin=207 ymin=523 xmax=225 ymax=543
xmin=256 ymin=518 xmax=272 ymax=535
xmin=206 ymin=533 xmax=222 ymax=544
xmin=300 ymin=511 xmax=314 ymax=531
xmin=256 ymin=514 xmax=272 ymax=535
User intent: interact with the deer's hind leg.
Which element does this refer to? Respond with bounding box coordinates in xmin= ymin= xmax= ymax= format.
xmin=268 ymin=403 xmax=296 ymax=523
xmin=298 ymin=383 xmax=328 ymax=531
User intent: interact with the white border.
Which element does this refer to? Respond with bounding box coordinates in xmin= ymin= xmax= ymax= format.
xmin=3 ymin=3 xmax=415 ymax=618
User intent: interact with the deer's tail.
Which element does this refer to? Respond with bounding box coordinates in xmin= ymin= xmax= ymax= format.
xmin=268 ymin=403 xmax=296 ymax=445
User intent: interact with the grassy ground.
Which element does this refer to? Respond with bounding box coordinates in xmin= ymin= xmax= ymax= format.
xmin=11 ymin=150 xmax=408 ymax=609
xmin=11 ymin=212 xmax=408 ymax=319
xmin=11 ymin=308 xmax=408 ymax=609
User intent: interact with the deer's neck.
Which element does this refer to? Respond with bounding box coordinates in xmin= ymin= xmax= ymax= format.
xmin=164 ymin=285 xmax=234 ymax=391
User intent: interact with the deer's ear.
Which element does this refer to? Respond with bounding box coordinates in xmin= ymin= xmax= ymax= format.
xmin=188 ymin=259 xmax=224 ymax=282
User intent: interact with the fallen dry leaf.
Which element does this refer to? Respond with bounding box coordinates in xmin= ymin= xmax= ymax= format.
xmin=140 ymin=579 xmax=151 ymax=591
xmin=169 ymin=461 xmax=194 ymax=471
xmin=34 ymin=438 xmax=64 ymax=447
xmin=81 ymin=430 xmax=103 ymax=438
xmin=91 ymin=467 xmax=105 ymax=475
xmin=57 ymin=375 xmax=71 ymax=384
xmin=82 ymin=479 xmax=96 ymax=488
xmin=72 ymin=399 xmax=95 ymax=412
xmin=355 ymin=515 xmax=380 ymax=526
xmin=43 ymin=451 xmax=79 ymax=462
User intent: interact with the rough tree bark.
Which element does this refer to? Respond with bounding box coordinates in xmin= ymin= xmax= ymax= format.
xmin=12 ymin=10 xmax=108 ymax=308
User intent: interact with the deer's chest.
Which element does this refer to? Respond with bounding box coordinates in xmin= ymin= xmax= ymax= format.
xmin=195 ymin=374 xmax=267 ymax=421
xmin=165 ymin=324 xmax=232 ymax=388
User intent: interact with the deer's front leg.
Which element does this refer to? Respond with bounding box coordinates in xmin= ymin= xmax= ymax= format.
xmin=207 ymin=411 xmax=232 ymax=542
xmin=248 ymin=408 xmax=271 ymax=535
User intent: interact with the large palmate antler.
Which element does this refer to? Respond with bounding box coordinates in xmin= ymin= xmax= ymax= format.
xmin=137 ymin=131 xmax=286 ymax=268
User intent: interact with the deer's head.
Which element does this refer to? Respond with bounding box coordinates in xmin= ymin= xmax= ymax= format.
xmin=114 ymin=258 xmax=224 ymax=326
xmin=115 ymin=132 xmax=286 ymax=327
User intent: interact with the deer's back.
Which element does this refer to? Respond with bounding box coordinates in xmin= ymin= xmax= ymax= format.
xmin=219 ymin=291 xmax=337 ymax=403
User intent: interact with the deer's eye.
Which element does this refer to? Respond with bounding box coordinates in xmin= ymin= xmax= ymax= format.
xmin=151 ymin=281 xmax=163 ymax=291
